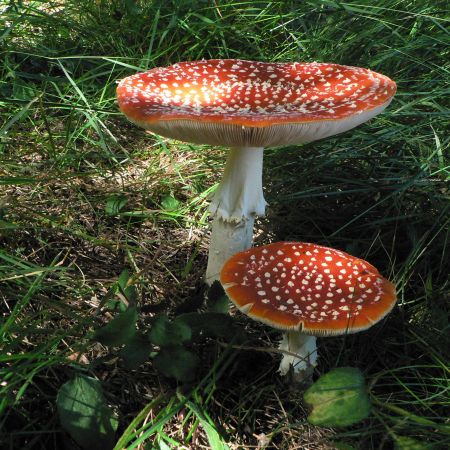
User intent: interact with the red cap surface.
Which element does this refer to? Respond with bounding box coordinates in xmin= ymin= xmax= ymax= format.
xmin=220 ymin=242 xmax=397 ymax=335
xmin=117 ymin=60 xmax=396 ymax=147
xmin=118 ymin=59 xmax=395 ymax=125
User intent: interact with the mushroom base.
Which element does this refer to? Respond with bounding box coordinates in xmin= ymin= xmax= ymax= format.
xmin=278 ymin=332 xmax=318 ymax=379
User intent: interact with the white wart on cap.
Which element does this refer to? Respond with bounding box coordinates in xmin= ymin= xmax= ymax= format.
xmin=117 ymin=59 xmax=396 ymax=147
xmin=220 ymin=242 xmax=397 ymax=335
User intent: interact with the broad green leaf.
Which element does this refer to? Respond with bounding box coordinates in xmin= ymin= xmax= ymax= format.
xmin=117 ymin=269 xmax=131 ymax=290
xmin=207 ymin=281 xmax=229 ymax=314
xmin=120 ymin=333 xmax=151 ymax=369
xmin=57 ymin=375 xmax=118 ymax=450
xmin=207 ymin=295 xmax=230 ymax=314
xmin=304 ymin=367 xmax=371 ymax=427
xmin=176 ymin=312 xmax=234 ymax=339
xmin=149 ymin=314 xmax=191 ymax=346
xmin=153 ymin=346 xmax=199 ymax=382
xmin=122 ymin=284 xmax=138 ymax=302
xmin=93 ymin=307 xmax=138 ymax=347
xmin=161 ymin=194 xmax=180 ymax=211
xmin=105 ymin=195 xmax=128 ymax=215
xmin=207 ymin=281 xmax=224 ymax=302
xmin=394 ymin=436 xmax=431 ymax=450
xmin=117 ymin=269 xmax=137 ymax=302
xmin=13 ymin=82 xmax=36 ymax=100
xmin=104 ymin=298 xmax=128 ymax=313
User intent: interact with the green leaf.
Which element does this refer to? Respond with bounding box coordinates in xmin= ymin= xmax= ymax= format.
xmin=104 ymin=298 xmax=128 ymax=313
xmin=304 ymin=367 xmax=371 ymax=427
xmin=57 ymin=375 xmax=118 ymax=450
xmin=186 ymin=400 xmax=229 ymax=450
xmin=0 ymin=220 xmax=18 ymax=230
xmin=93 ymin=307 xmax=138 ymax=347
xmin=120 ymin=333 xmax=151 ymax=369
xmin=176 ymin=312 xmax=234 ymax=339
xmin=207 ymin=295 xmax=230 ymax=314
xmin=207 ymin=281 xmax=229 ymax=314
xmin=105 ymin=195 xmax=128 ymax=215
xmin=13 ymin=82 xmax=36 ymax=101
xmin=153 ymin=346 xmax=199 ymax=382
xmin=117 ymin=269 xmax=131 ymax=289
xmin=149 ymin=314 xmax=191 ymax=346
xmin=161 ymin=194 xmax=180 ymax=211
xmin=394 ymin=436 xmax=431 ymax=450
xmin=117 ymin=269 xmax=137 ymax=302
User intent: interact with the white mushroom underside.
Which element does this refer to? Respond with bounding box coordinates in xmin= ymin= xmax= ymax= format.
xmin=132 ymin=101 xmax=391 ymax=147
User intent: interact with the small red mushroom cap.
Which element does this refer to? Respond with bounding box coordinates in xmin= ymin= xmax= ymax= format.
xmin=220 ymin=242 xmax=397 ymax=335
xmin=117 ymin=59 xmax=396 ymax=147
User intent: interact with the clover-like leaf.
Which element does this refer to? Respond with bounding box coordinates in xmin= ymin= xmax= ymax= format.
xmin=119 ymin=333 xmax=151 ymax=369
xmin=93 ymin=307 xmax=138 ymax=347
xmin=304 ymin=367 xmax=371 ymax=427
xmin=153 ymin=346 xmax=199 ymax=382
xmin=161 ymin=194 xmax=180 ymax=211
xmin=105 ymin=194 xmax=128 ymax=216
xmin=176 ymin=312 xmax=234 ymax=339
xmin=149 ymin=314 xmax=191 ymax=347
xmin=207 ymin=281 xmax=229 ymax=314
xmin=57 ymin=375 xmax=118 ymax=449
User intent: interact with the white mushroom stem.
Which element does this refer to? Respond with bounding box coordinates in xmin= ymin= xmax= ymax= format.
xmin=278 ymin=331 xmax=318 ymax=377
xmin=206 ymin=146 xmax=266 ymax=284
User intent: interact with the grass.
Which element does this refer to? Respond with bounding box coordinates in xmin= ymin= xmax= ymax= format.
xmin=1 ymin=0 xmax=449 ymax=448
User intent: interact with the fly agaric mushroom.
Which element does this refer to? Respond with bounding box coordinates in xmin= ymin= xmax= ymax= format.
xmin=220 ymin=242 xmax=397 ymax=379
xmin=116 ymin=60 xmax=396 ymax=284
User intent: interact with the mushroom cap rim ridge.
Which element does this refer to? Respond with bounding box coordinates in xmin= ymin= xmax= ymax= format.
xmin=229 ymin=299 xmax=395 ymax=337
xmin=124 ymin=98 xmax=393 ymax=128
xmin=220 ymin=241 xmax=397 ymax=337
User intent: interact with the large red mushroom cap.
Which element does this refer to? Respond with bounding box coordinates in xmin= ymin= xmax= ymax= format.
xmin=116 ymin=59 xmax=396 ymax=147
xmin=220 ymin=242 xmax=397 ymax=335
